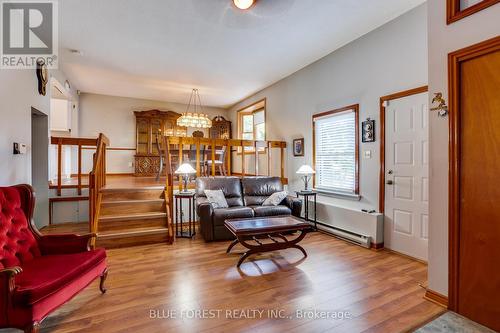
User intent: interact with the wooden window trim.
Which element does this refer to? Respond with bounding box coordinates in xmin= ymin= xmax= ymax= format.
xmin=237 ymin=98 xmax=267 ymax=154
xmin=447 ymin=0 xmax=499 ymax=24
xmin=312 ymin=104 xmax=360 ymax=195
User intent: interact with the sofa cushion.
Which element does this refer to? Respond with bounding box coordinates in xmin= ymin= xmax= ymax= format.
xmin=0 ymin=187 xmax=40 ymax=269
xmin=212 ymin=207 xmax=254 ymax=226
xmin=204 ymin=189 xmax=229 ymax=208
xmin=13 ymin=248 xmax=106 ymax=305
xmin=241 ymin=177 xmax=284 ymax=206
xmin=251 ymin=205 xmax=292 ymax=217
xmin=263 ymin=191 xmax=288 ymax=206
xmin=196 ymin=177 xmax=243 ymax=207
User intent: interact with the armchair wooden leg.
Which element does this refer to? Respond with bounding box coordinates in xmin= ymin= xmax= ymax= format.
xmin=25 ymin=321 xmax=40 ymax=333
xmin=99 ymin=268 xmax=108 ymax=294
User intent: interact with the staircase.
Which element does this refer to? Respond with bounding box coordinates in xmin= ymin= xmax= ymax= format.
xmin=96 ymin=186 xmax=172 ymax=248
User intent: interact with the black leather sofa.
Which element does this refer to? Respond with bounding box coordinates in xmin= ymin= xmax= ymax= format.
xmin=195 ymin=176 xmax=302 ymax=241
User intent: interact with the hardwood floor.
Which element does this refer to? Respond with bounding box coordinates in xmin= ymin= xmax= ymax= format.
xmin=2 ymin=232 xmax=444 ymax=333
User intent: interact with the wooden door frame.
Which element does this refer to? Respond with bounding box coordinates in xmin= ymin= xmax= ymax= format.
xmin=447 ymin=0 xmax=499 ymax=25
xmin=448 ymin=35 xmax=500 ymax=311
xmin=379 ymin=86 xmax=429 ymax=213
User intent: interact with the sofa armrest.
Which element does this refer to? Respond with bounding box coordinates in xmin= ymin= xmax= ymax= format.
xmin=283 ymin=195 xmax=303 ymax=217
xmin=38 ymin=233 xmax=97 ymax=255
xmin=197 ymin=203 xmax=214 ymax=241
xmin=1 ymin=266 xmax=22 ymax=322
xmin=0 ymin=266 xmax=22 ymax=292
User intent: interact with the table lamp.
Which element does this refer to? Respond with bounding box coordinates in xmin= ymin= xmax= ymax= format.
xmin=175 ymin=163 xmax=196 ymax=193
xmin=296 ymin=165 xmax=315 ymax=192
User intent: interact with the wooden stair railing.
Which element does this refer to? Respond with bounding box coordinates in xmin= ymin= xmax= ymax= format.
xmin=50 ymin=136 xmax=99 ymax=196
xmin=164 ymin=136 xmax=175 ymax=242
xmin=89 ymin=133 xmax=109 ymax=243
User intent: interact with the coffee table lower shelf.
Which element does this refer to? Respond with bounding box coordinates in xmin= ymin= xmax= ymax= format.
xmin=224 ymin=216 xmax=310 ymax=268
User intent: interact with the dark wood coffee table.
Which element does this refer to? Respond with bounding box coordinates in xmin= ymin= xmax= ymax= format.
xmin=224 ymin=216 xmax=310 ymax=267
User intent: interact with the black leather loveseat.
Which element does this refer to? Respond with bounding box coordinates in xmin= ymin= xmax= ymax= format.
xmin=195 ymin=177 xmax=302 ymax=241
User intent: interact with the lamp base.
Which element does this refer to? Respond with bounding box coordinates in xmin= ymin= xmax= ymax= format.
xmin=178 ymin=190 xmax=195 ymax=195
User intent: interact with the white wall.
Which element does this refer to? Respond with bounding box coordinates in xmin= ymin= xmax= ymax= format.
xmin=0 ymin=69 xmax=77 ymax=228
xmin=427 ymin=0 xmax=500 ymax=296
xmin=228 ymin=4 xmax=428 ymax=214
xmin=78 ymin=93 xmax=229 ymax=174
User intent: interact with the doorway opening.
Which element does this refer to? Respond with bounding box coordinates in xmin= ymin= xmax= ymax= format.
xmin=31 ymin=107 xmax=49 ymax=228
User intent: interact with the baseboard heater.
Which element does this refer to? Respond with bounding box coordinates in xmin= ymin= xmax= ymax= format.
xmin=317 ymin=222 xmax=372 ymax=248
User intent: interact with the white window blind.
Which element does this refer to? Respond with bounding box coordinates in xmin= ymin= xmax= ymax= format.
xmin=314 ymin=110 xmax=357 ymax=194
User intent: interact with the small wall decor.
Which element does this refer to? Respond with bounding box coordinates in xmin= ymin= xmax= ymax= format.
xmin=293 ymin=138 xmax=304 ymax=156
xmin=36 ymin=59 xmax=48 ymax=96
xmin=362 ymin=118 xmax=375 ymax=143
xmin=430 ymin=92 xmax=449 ymax=117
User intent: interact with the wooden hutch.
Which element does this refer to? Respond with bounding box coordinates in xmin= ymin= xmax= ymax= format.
xmin=209 ymin=116 xmax=232 ymax=139
xmin=134 ymin=111 xmax=232 ymax=176
xmin=134 ymin=110 xmax=187 ymax=176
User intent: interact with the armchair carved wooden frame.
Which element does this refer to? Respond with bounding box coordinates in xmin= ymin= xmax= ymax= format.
xmin=0 ymin=185 xmax=108 ymax=333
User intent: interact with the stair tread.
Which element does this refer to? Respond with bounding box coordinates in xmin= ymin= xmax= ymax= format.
xmin=98 ymin=227 xmax=169 ymax=239
xmin=101 ymin=186 xmax=165 ymax=193
xmin=101 ymin=199 xmax=164 ymax=205
xmin=99 ymin=211 xmax=167 ymax=221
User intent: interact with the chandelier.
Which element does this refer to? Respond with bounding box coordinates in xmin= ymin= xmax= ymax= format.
xmin=177 ymin=89 xmax=212 ymax=128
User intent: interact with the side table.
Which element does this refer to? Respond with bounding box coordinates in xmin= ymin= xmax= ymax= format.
xmin=174 ymin=192 xmax=196 ymax=238
xmin=295 ymin=191 xmax=317 ymax=230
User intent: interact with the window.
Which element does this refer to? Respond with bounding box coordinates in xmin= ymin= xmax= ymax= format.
xmin=313 ymin=104 xmax=359 ymax=195
xmin=237 ymin=99 xmax=266 ymax=152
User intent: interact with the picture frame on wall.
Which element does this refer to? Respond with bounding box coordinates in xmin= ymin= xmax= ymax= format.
xmin=293 ymin=138 xmax=304 ymax=156
xmin=362 ymin=118 xmax=375 ymax=143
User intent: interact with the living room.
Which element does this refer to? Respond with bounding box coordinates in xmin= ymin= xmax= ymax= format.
xmin=1 ymin=0 xmax=499 ymax=332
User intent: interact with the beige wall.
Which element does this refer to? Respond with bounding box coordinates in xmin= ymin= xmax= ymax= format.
xmin=427 ymin=0 xmax=500 ymax=296
xmin=78 ymin=93 xmax=229 ymax=174
xmin=228 ymin=4 xmax=428 ymax=213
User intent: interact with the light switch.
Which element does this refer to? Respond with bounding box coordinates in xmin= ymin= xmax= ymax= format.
xmin=13 ymin=143 xmax=27 ymax=154
xmin=364 ymin=150 xmax=372 ymax=159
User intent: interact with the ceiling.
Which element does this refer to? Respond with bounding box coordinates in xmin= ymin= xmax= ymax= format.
xmin=59 ymin=0 xmax=425 ymax=108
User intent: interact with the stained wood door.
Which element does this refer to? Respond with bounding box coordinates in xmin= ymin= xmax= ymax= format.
xmin=451 ymin=42 xmax=500 ymax=331
xmin=384 ymin=92 xmax=429 ymax=261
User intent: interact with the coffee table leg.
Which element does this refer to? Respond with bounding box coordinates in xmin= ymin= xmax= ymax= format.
xmin=237 ymin=250 xmax=255 ymax=268
xmin=226 ymin=239 xmax=239 ymax=253
xmin=291 ymin=244 xmax=307 ymax=257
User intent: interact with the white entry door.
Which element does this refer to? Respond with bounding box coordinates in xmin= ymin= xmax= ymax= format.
xmin=384 ymin=92 xmax=429 ymax=261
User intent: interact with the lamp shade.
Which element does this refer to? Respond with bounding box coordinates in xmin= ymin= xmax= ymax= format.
xmin=296 ymin=165 xmax=315 ymax=175
xmin=175 ymin=163 xmax=196 ymax=174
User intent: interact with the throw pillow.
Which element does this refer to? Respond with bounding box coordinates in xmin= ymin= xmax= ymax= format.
xmin=204 ymin=189 xmax=229 ymax=209
xmin=262 ymin=191 xmax=288 ymax=206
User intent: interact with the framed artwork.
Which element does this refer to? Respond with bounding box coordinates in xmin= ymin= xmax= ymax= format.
xmin=362 ymin=119 xmax=375 ymax=143
xmin=293 ymin=138 xmax=304 ymax=156
xmin=447 ymin=0 xmax=499 ymax=24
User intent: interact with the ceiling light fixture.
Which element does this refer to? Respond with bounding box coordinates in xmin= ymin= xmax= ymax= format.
xmin=233 ymin=0 xmax=255 ymax=10
xmin=177 ymin=89 xmax=212 ymax=129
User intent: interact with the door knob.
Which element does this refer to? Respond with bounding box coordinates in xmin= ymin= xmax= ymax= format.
xmin=386 ymin=180 xmax=394 ymax=185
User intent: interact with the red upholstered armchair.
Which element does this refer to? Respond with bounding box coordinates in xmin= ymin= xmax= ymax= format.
xmin=0 ymin=185 xmax=108 ymax=333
